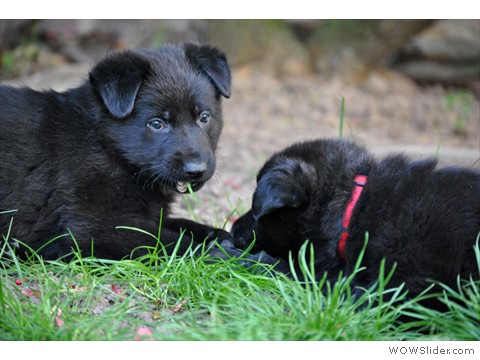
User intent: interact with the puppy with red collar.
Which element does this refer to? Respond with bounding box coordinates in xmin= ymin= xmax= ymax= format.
xmin=231 ymin=138 xmax=479 ymax=308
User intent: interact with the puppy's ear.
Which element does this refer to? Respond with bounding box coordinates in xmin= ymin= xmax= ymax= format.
xmin=184 ymin=43 xmax=232 ymax=98
xmin=252 ymin=158 xmax=315 ymax=220
xmin=89 ymin=52 xmax=150 ymax=118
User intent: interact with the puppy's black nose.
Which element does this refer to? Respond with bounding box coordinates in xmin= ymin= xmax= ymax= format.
xmin=184 ymin=161 xmax=208 ymax=179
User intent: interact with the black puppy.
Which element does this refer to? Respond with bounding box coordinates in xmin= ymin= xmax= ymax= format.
xmin=232 ymin=138 xmax=480 ymax=302
xmin=0 ymin=43 xmax=231 ymax=260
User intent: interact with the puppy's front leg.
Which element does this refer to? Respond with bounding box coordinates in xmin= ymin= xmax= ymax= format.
xmin=160 ymin=218 xmax=232 ymax=254
xmin=79 ymin=217 xmax=232 ymax=260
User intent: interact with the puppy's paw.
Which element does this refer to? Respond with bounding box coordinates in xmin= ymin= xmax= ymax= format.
xmin=230 ymin=210 xmax=256 ymax=250
xmin=239 ymin=251 xmax=290 ymax=274
xmin=206 ymin=239 xmax=244 ymax=260
xmin=205 ymin=228 xmax=231 ymax=243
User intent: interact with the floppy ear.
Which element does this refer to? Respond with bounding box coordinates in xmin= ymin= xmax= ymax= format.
xmin=89 ymin=51 xmax=150 ymax=119
xmin=252 ymin=159 xmax=314 ymax=220
xmin=184 ymin=43 xmax=232 ymax=98
xmin=252 ymin=182 xmax=304 ymax=220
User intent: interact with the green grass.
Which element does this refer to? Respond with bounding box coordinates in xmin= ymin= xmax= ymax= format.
xmin=444 ymin=89 xmax=475 ymax=136
xmin=1 ymin=223 xmax=479 ymax=340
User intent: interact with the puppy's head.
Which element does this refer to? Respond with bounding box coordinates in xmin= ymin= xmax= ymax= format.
xmin=231 ymin=139 xmax=371 ymax=259
xmin=89 ymin=43 xmax=231 ymax=193
xmin=232 ymin=153 xmax=318 ymax=258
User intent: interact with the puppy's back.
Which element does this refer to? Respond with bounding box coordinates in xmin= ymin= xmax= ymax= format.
xmin=1 ymin=85 xmax=46 ymax=121
xmin=0 ymin=86 xmax=51 ymax=199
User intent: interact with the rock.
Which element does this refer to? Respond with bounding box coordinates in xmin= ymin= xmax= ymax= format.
xmin=204 ymin=20 xmax=312 ymax=76
xmin=38 ymin=20 xmax=160 ymax=63
xmin=394 ymin=61 xmax=479 ymax=84
xmin=400 ymin=20 xmax=480 ymax=62
xmin=0 ymin=19 xmax=36 ymax=49
xmin=393 ymin=20 xmax=480 ymax=86
xmin=303 ymin=20 xmax=433 ymax=80
xmin=1 ymin=63 xmax=91 ymax=91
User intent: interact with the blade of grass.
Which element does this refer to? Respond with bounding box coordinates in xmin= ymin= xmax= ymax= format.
xmin=186 ymin=182 xmax=201 ymax=205
xmin=339 ymin=96 xmax=345 ymax=138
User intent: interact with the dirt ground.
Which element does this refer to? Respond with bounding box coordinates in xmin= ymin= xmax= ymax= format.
xmin=188 ymin=65 xmax=480 ymax=227
xmin=2 ymin=62 xmax=479 ymax=228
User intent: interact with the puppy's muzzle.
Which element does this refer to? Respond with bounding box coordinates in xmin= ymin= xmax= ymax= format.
xmin=175 ymin=160 xmax=211 ymax=193
xmin=184 ymin=161 xmax=208 ymax=180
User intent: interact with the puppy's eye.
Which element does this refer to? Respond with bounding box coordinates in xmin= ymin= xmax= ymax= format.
xmin=198 ymin=111 xmax=211 ymax=126
xmin=147 ymin=118 xmax=165 ymax=130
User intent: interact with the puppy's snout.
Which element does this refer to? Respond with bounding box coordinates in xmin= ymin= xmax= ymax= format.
xmin=184 ymin=161 xmax=208 ymax=179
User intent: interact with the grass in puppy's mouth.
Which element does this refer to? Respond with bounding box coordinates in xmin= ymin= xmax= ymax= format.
xmin=177 ymin=181 xmax=201 ymax=205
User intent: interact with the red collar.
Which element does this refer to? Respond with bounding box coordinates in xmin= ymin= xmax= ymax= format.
xmin=338 ymin=174 xmax=368 ymax=261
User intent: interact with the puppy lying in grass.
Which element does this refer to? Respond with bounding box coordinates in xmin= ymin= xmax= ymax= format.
xmin=0 ymin=43 xmax=232 ymax=260
xmin=231 ymin=138 xmax=480 ymax=307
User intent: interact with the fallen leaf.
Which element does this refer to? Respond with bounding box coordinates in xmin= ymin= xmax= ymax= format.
xmin=172 ymin=298 xmax=189 ymax=313
xmin=21 ymin=289 xmax=35 ymax=297
xmin=15 ymin=278 xmax=40 ymax=297
xmin=111 ymin=284 xmax=123 ymax=295
xmin=55 ymin=308 xmax=64 ymax=327
xmin=152 ymin=311 xmax=162 ymax=320
xmin=70 ymin=284 xmax=87 ymax=291
xmin=55 ymin=316 xmax=64 ymax=327
xmin=135 ymin=327 xmax=154 ymax=341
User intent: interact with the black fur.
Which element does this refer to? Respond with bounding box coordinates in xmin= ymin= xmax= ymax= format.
xmin=0 ymin=43 xmax=232 ymax=260
xmin=231 ymin=139 xmax=480 ymax=305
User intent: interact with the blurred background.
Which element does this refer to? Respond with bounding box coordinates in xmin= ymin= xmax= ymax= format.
xmin=1 ymin=19 xmax=479 ymax=223
xmin=1 ymin=20 xmax=479 ymax=89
